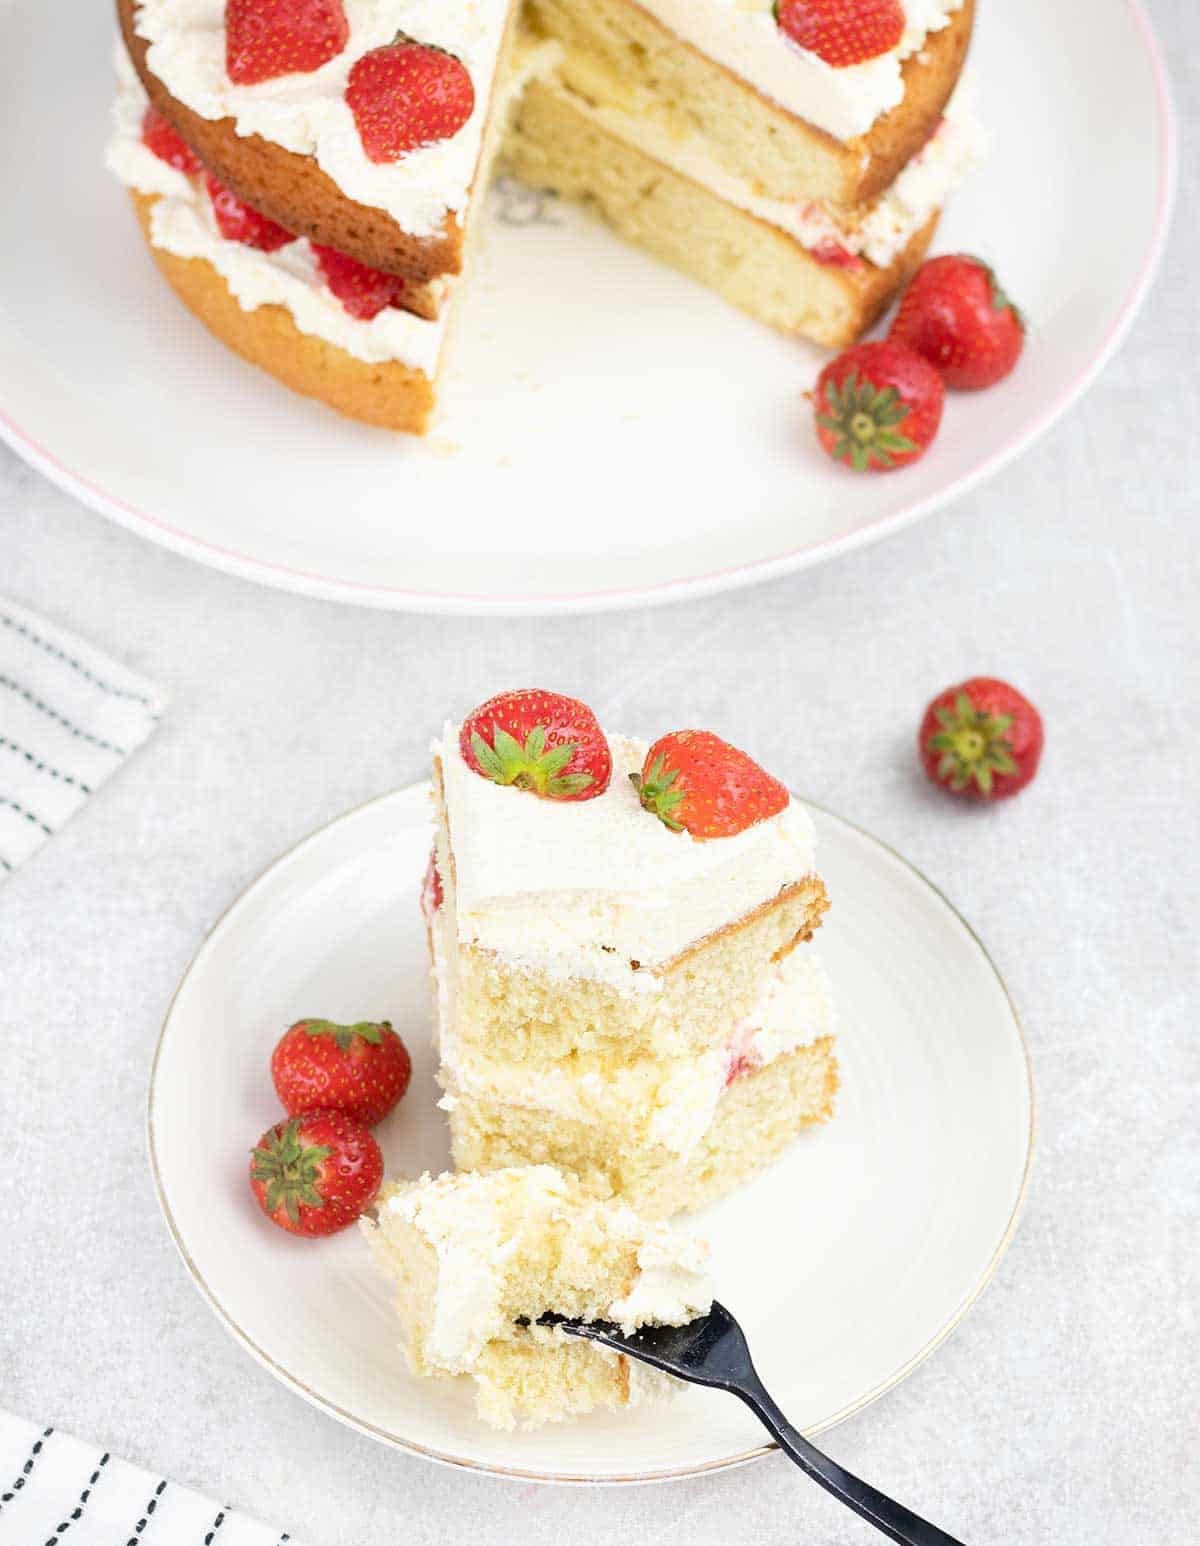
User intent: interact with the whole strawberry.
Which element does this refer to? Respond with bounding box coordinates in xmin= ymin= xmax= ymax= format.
xmin=141 ymin=107 xmax=202 ymax=175
xmin=346 ymin=39 xmax=475 ymax=164
xmin=271 ymin=1018 xmax=412 ymax=1127
xmin=226 ymin=0 xmax=349 ymax=85
xmin=206 ymin=174 xmax=296 ymax=252
xmin=919 ymin=677 xmax=1044 ymax=800
xmin=313 ymin=244 xmax=407 ymax=320
xmin=775 ymin=0 xmax=905 ymax=67
xmin=814 ymin=341 xmax=944 ymax=472
xmin=890 ymin=255 xmax=1025 ymax=390
xmin=249 ymin=1109 xmax=382 ymax=1237
xmin=460 ymin=690 xmax=612 ymax=801
xmin=633 ymin=730 xmax=789 ymax=839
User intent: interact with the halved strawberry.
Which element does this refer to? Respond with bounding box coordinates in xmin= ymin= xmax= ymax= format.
xmin=459 ymin=690 xmax=611 ymax=801
xmin=225 ymin=0 xmax=349 ymax=85
xmin=312 ymin=244 xmax=406 ymax=320
xmin=206 ymin=174 xmax=296 ymax=252
xmin=775 ymin=0 xmax=905 ymax=67
xmin=633 ymin=730 xmax=789 ymax=839
xmin=141 ymin=107 xmax=202 ymax=175
xmin=345 ymin=37 xmax=475 ymax=164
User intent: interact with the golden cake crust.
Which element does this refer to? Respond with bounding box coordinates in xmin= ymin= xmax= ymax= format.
xmin=117 ymin=0 xmax=464 ymax=283
xmin=129 ymin=190 xmax=437 ymax=433
xmin=841 ymin=0 xmax=976 ymax=205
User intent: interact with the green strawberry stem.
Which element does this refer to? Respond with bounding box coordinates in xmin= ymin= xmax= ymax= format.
xmin=630 ymin=756 xmax=684 ymax=832
xmin=817 ymin=367 xmax=917 ymax=472
xmin=470 ymin=725 xmax=594 ymax=797
xmin=251 ymin=1120 xmax=331 ymax=1226
xmin=303 ymin=1019 xmax=388 ymax=1052
xmin=927 ymin=692 xmax=1018 ymax=796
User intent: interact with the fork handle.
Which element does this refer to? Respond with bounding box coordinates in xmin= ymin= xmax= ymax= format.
xmin=732 ymin=1378 xmax=967 ymax=1546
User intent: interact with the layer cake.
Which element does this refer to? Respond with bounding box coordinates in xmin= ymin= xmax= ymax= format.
xmin=105 ymin=0 xmax=983 ymax=430
xmin=426 ymin=706 xmax=837 ymax=1217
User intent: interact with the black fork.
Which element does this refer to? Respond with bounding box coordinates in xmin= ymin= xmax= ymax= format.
xmin=554 ymin=1303 xmax=966 ymax=1545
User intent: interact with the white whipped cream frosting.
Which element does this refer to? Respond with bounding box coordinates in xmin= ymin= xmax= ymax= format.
xmin=568 ymin=79 xmax=985 ymax=268
xmin=105 ymin=51 xmax=448 ymax=370
xmin=376 ymin=1166 xmax=712 ymax=1368
xmin=607 ymin=1234 xmax=712 ymax=1334
xmin=133 ymin=0 xmax=515 ymax=236
xmin=636 ymin=0 xmax=965 ymax=143
xmin=437 ymin=723 xmax=817 ymax=984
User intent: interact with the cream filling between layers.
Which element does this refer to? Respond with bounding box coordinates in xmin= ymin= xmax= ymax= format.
xmin=106 ymin=51 xmax=448 ymax=370
xmin=435 ymin=904 xmax=837 ymax=1163
xmin=631 ymin=0 xmax=965 ymax=143
xmin=133 ymin=0 xmax=517 ymax=238
xmin=436 ymin=724 xmax=818 ymax=989
xmin=554 ymin=80 xmax=986 ymax=269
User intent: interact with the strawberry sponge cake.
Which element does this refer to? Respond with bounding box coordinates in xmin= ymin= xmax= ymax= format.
xmin=106 ymin=0 xmax=983 ymax=433
xmin=424 ymin=690 xmax=838 ymax=1220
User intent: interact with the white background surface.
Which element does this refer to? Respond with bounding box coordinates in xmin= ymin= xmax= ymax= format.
xmin=1 ymin=3 xmax=1197 ymax=1541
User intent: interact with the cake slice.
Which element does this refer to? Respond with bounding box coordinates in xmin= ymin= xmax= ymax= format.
xmin=362 ymin=1165 xmax=713 ymax=1428
xmin=425 ymin=692 xmax=837 ymax=1217
xmin=503 ymin=0 xmax=981 ymax=346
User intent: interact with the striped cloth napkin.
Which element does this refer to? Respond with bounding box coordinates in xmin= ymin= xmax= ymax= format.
xmin=0 ymin=1414 xmax=308 ymax=1546
xmin=0 ymin=598 xmax=166 ymax=875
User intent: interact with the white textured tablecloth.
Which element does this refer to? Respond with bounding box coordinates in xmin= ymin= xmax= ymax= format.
xmin=0 ymin=6 xmax=1196 ymax=1543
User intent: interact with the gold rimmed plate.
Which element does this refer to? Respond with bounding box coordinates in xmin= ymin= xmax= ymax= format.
xmin=148 ymin=785 xmax=1033 ymax=1484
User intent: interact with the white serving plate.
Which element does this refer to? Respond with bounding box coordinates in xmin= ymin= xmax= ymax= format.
xmin=149 ymin=785 xmax=1034 ymax=1483
xmin=0 ymin=0 xmax=1177 ymax=613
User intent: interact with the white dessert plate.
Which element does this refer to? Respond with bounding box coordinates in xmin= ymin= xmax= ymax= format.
xmin=0 ymin=0 xmax=1177 ymax=615
xmin=149 ymin=784 xmax=1034 ymax=1484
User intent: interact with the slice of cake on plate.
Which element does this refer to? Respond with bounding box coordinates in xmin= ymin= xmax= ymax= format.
xmin=361 ymin=1165 xmax=712 ymax=1428
xmin=504 ymin=0 xmax=982 ymax=346
xmin=425 ymin=690 xmax=838 ymax=1217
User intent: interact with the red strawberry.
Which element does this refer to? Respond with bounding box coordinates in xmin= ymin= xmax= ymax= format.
xmin=141 ymin=107 xmax=202 ymax=175
xmin=312 ymin=244 xmax=406 ymax=320
xmin=346 ymin=38 xmax=475 ymax=164
xmin=249 ymin=1109 xmax=381 ymax=1237
xmin=633 ymin=730 xmax=789 ymax=839
xmin=225 ymin=0 xmax=349 ymax=85
xmin=890 ymin=255 xmax=1025 ymax=390
xmin=206 ymin=174 xmax=296 ymax=252
xmin=775 ymin=0 xmax=905 ymax=67
xmin=814 ymin=341 xmax=944 ymax=472
xmin=460 ymin=690 xmax=612 ymax=801
xmin=919 ymin=677 xmax=1044 ymax=800
xmin=421 ymin=849 xmax=443 ymax=918
xmin=271 ymin=1018 xmax=412 ymax=1127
